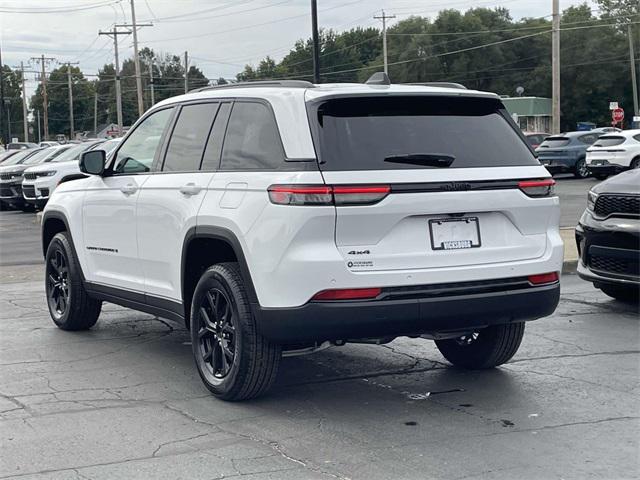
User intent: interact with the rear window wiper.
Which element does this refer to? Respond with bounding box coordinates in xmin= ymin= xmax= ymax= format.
xmin=383 ymin=153 xmax=455 ymax=168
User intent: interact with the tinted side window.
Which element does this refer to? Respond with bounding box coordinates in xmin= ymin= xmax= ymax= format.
xmin=114 ymin=108 xmax=173 ymax=174
xmin=578 ymin=134 xmax=597 ymax=145
xmin=220 ymin=102 xmax=285 ymax=170
xmin=163 ymin=103 xmax=219 ymax=172
xmin=634 ymin=134 xmax=640 ymax=142
xmin=201 ymin=103 xmax=232 ymax=171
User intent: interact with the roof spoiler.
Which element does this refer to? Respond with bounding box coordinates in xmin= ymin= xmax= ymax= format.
xmin=407 ymin=82 xmax=467 ymax=90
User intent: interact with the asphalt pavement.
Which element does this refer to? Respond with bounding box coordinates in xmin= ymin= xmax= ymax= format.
xmin=0 ymin=185 xmax=639 ymax=479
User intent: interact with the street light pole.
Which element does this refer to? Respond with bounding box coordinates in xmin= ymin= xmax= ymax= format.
xmin=629 ymin=24 xmax=639 ymax=117
xmin=551 ymin=0 xmax=561 ymax=134
xmin=130 ymin=0 xmax=145 ymax=117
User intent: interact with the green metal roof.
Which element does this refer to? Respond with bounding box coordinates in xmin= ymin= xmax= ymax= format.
xmin=501 ymin=97 xmax=552 ymax=116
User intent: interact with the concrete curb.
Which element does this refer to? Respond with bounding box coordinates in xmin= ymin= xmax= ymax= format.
xmin=560 ymin=227 xmax=578 ymax=274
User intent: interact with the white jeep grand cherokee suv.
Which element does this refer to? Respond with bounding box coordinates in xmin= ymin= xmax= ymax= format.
xmin=41 ymin=76 xmax=563 ymax=401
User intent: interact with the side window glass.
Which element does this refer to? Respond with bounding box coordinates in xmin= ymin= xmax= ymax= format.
xmin=113 ymin=108 xmax=173 ymax=174
xmin=201 ymin=103 xmax=231 ymax=171
xmin=163 ymin=103 xmax=219 ymax=172
xmin=220 ymin=102 xmax=285 ymax=170
xmin=634 ymin=134 xmax=640 ymax=142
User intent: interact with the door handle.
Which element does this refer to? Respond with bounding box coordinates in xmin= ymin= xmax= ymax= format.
xmin=179 ymin=183 xmax=202 ymax=196
xmin=120 ymin=183 xmax=137 ymax=196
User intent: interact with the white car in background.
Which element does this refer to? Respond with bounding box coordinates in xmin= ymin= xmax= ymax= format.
xmin=22 ymin=139 xmax=122 ymax=209
xmin=586 ymin=129 xmax=640 ymax=179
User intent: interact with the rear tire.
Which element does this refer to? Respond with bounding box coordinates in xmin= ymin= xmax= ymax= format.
xmin=45 ymin=232 xmax=102 ymax=331
xmin=599 ymin=284 xmax=639 ymax=304
xmin=630 ymin=157 xmax=640 ymax=170
xmin=593 ymin=173 xmax=608 ymax=180
xmin=190 ymin=263 xmax=281 ymax=401
xmin=573 ymin=157 xmax=589 ymax=178
xmin=435 ymin=323 xmax=525 ymax=369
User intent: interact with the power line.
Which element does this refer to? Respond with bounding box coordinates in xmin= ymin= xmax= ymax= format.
xmin=0 ymin=0 xmax=122 ymax=14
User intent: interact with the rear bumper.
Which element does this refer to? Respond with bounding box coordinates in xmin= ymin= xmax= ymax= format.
xmin=538 ymin=157 xmax=574 ymax=172
xmin=256 ymin=279 xmax=560 ymax=344
xmin=587 ymin=164 xmax=625 ymax=175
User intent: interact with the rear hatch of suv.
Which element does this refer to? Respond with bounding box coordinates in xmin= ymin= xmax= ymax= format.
xmin=306 ymin=94 xmax=554 ymax=272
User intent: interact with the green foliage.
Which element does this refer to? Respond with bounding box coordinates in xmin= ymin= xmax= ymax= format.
xmin=1 ymin=65 xmax=26 ymax=141
xmin=238 ymin=5 xmax=637 ymax=131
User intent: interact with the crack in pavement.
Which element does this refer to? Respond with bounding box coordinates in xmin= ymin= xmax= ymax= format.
xmin=509 ymin=349 xmax=640 ymax=364
xmin=478 ymin=416 xmax=640 ymax=437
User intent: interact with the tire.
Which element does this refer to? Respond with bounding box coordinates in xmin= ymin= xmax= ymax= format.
xmin=45 ymin=232 xmax=102 ymax=331
xmin=593 ymin=173 xmax=609 ymax=180
xmin=599 ymin=284 xmax=639 ymax=304
xmin=435 ymin=323 xmax=525 ymax=369
xmin=631 ymin=157 xmax=640 ymax=170
xmin=573 ymin=157 xmax=589 ymax=178
xmin=190 ymin=263 xmax=281 ymax=401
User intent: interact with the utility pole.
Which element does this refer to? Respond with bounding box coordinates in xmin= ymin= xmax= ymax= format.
xmin=148 ymin=57 xmax=155 ymax=105
xmin=99 ymin=27 xmax=131 ymax=136
xmin=311 ymin=0 xmax=320 ymax=84
xmin=31 ymin=55 xmax=56 ymax=141
xmin=184 ymin=51 xmax=189 ymax=93
xmin=93 ymin=92 xmax=98 ymax=136
xmin=551 ymin=0 xmax=560 ymax=134
xmin=374 ymin=10 xmax=396 ymax=75
xmin=115 ymin=17 xmax=152 ymax=114
xmin=130 ymin=0 xmax=145 ymax=117
xmin=19 ymin=62 xmax=28 ymax=142
xmin=629 ymin=24 xmax=639 ymax=117
xmin=64 ymin=62 xmax=79 ymax=140
xmin=37 ymin=110 xmax=41 ymax=143
xmin=0 ymin=40 xmax=6 ymax=145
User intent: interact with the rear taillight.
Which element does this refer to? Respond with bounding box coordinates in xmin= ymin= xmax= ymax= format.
xmin=268 ymin=185 xmax=390 ymax=206
xmin=312 ymin=287 xmax=382 ymax=301
xmin=528 ymin=272 xmax=559 ymax=285
xmin=518 ymin=179 xmax=555 ymax=197
xmin=267 ymin=185 xmax=332 ymax=206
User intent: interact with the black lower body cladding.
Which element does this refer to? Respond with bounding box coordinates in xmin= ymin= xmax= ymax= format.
xmin=255 ymin=280 xmax=560 ymax=344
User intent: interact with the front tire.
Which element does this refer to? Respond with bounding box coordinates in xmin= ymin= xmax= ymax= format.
xmin=593 ymin=173 xmax=608 ymax=180
xmin=435 ymin=323 xmax=525 ymax=369
xmin=574 ymin=157 xmax=589 ymax=178
xmin=599 ymin=284 xmax=639 ymax=304
xmin=45 ymin=232 xmax=102 ymax=330
xmin=190 ymin=263 xmax=281 ymax=401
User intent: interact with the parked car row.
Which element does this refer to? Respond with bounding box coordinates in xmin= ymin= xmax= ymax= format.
xmin=534 ymin=127 xmax=640 ymax=179
xmin=0 ymin=139 xmax=121 ymax=211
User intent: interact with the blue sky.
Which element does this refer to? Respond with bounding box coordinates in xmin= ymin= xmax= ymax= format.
xmin=1 ymin=0 xmax=592 ymax=98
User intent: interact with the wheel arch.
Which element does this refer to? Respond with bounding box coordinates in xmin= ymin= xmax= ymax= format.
xmin=181 ymin=226 xmax=260 ymax=328
xmin=41 ymin=210 xmax=87 ymax=283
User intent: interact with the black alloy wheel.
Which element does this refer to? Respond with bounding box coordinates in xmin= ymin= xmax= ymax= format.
xmin=196 ymin=288 xmax=237 ymax=380
xmin=47 ymin=247 xmax=70 ymax=319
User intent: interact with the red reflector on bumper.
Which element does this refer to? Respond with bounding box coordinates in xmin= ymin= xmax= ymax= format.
xmin=528 ymin=272 xmax=559 ymax=285
xmin=312 ymin=288 xmax=382 ymax=301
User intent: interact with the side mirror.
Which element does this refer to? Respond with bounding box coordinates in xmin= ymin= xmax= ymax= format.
xmin=79 ymin=150 xmax=106 ymax=175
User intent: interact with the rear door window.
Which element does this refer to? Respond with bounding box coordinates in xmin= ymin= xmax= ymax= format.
xmin=308 ymin=96 xmax=538 ymax=170
xmin=162 ymin=102 xmax=219 ymax=172
xmin=220 ymin=101 xmax=286 ymax=170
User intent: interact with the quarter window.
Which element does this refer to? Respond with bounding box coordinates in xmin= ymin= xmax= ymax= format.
xmin=113 ymin=108 xmax=173 ymax=174
xmin=220 ymin=102 xmax=285 ymax=170
xmin=163 ymin=103 xmax=219 ymax=172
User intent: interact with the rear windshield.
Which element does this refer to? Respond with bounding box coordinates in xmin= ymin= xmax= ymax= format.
xmin=308 ymin=96 xmax=537 ymax=170
xmin=539 ymin=137 xmax=570 ymax=148
xmin=593 ymin=136 xmax=625 ymax=147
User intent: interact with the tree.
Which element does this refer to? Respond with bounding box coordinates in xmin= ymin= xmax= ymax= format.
xmin=30 ymin=65 xmax=94 ymax=138
xmin=1 ymin=65 xmax=26 ymax=141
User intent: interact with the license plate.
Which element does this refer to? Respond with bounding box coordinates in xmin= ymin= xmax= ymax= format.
xmin=429 ymin=217 xmax=481 ymax=251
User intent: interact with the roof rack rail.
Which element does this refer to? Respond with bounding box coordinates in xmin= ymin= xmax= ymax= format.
xmin=408 ymin=82 xmax=467 ymax=90
xmin=190 ymin=80 xmax=315 ymax=93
